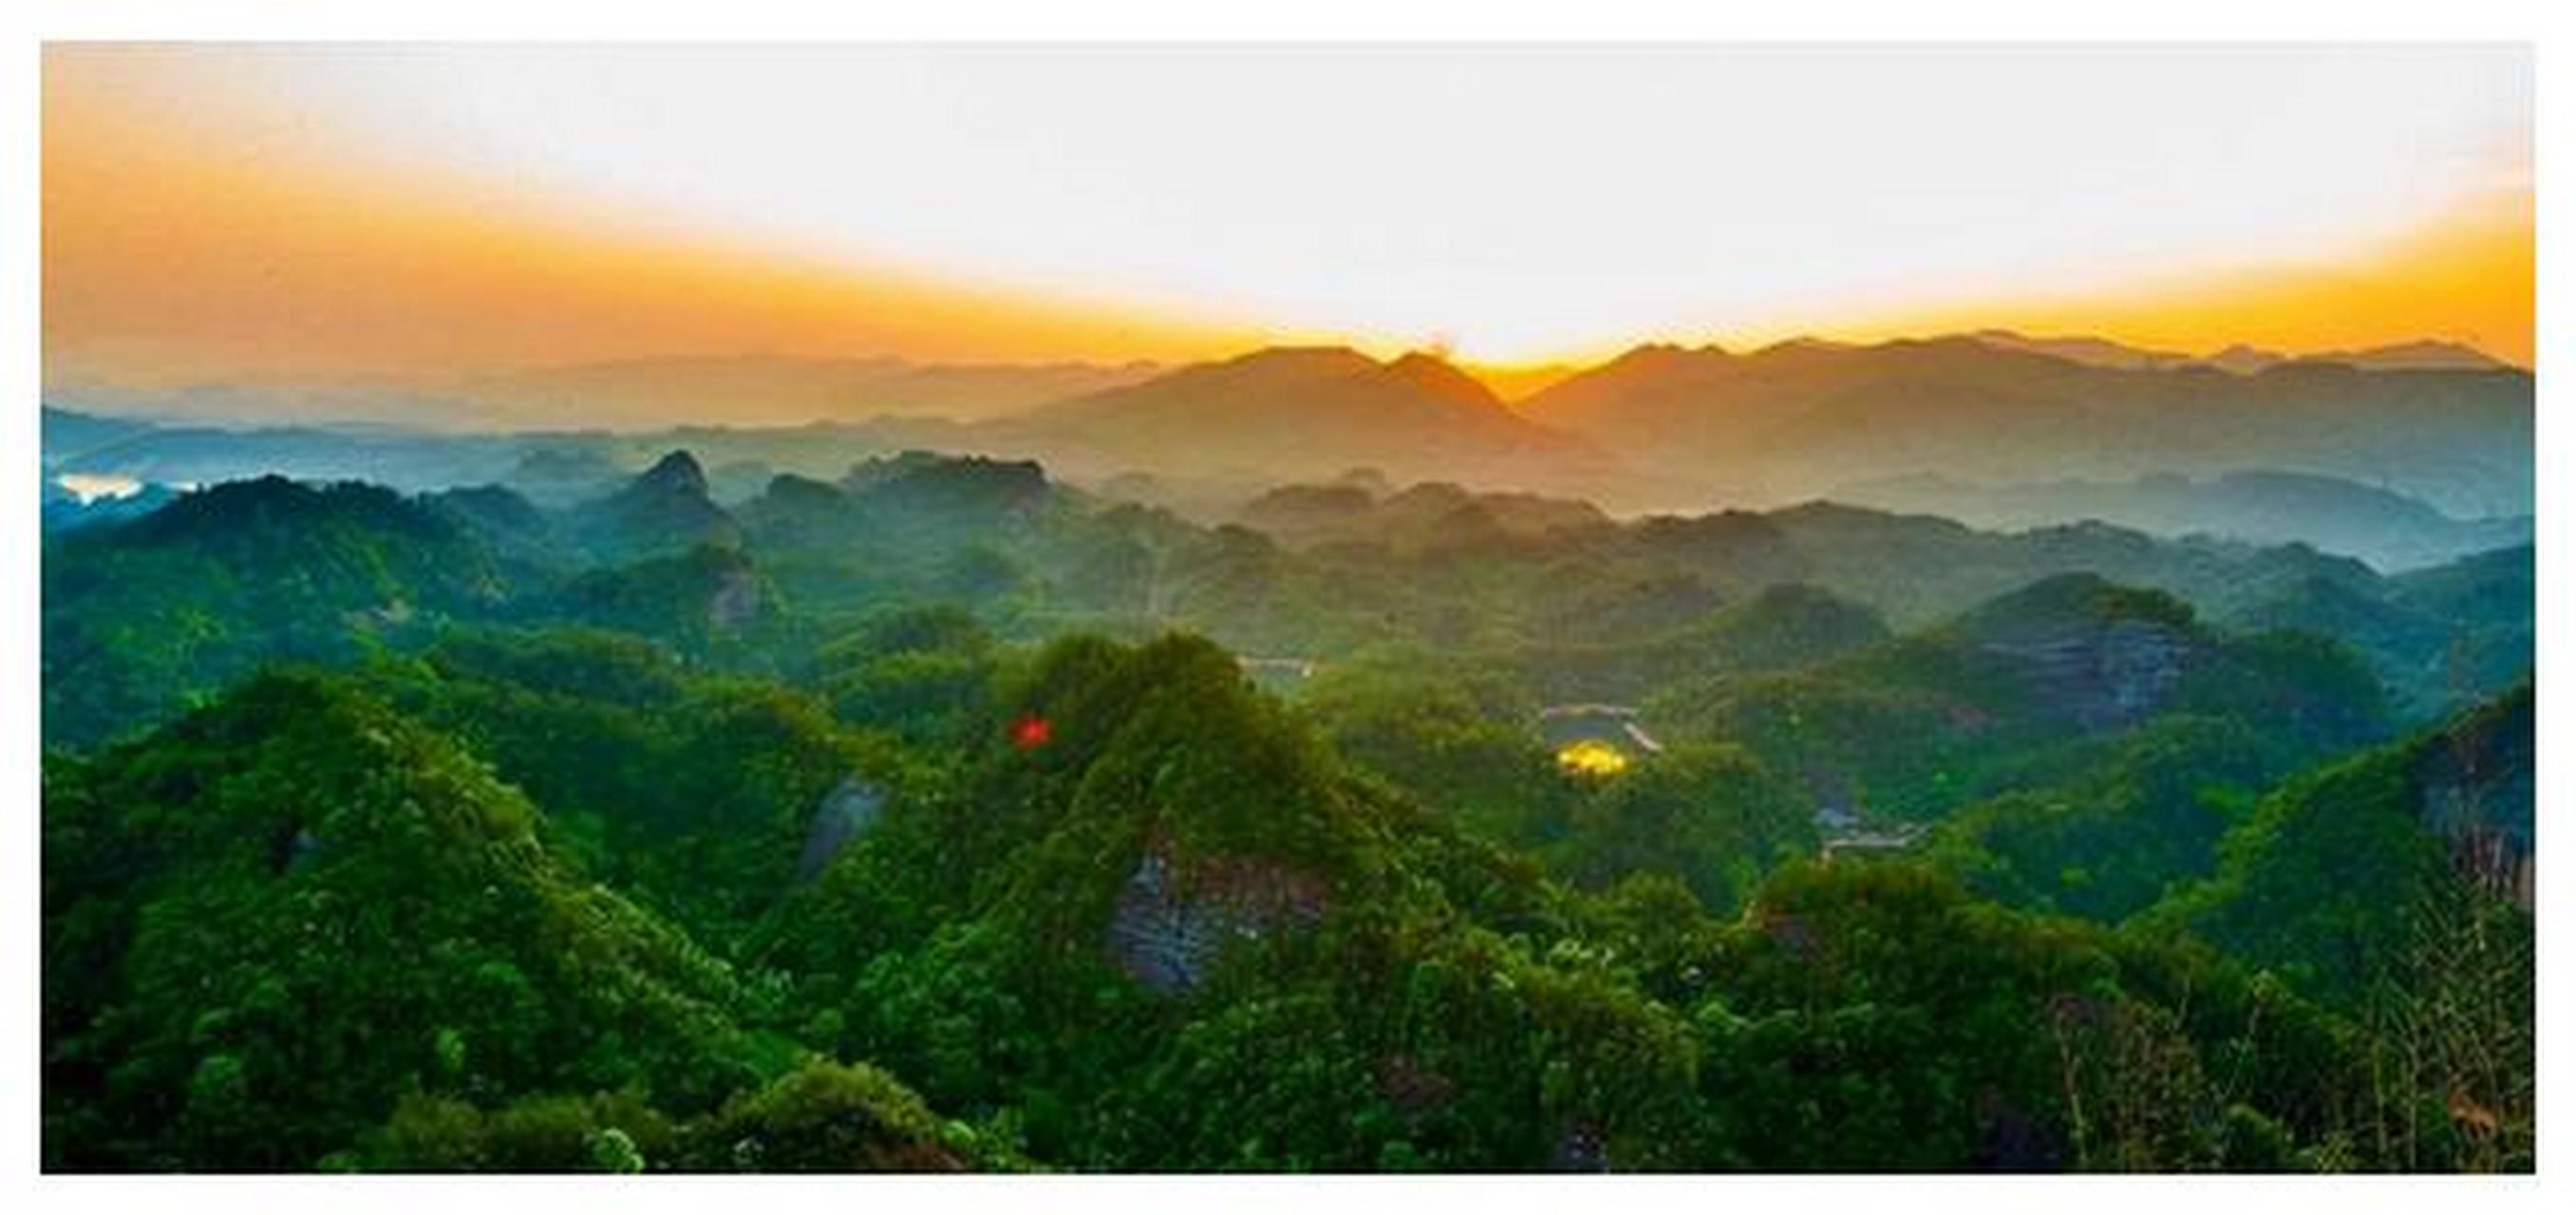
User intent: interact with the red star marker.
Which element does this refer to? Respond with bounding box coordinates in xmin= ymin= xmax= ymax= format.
xmin=1011 ymin=713 xmax=1053 ymax=751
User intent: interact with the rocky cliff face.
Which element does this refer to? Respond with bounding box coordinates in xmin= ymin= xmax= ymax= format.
xmin=707 ymin=565 xmax=763 ymax=630
xmin=1948 ymin=575 xmax=2211 ymax=733
xmin=2415 ymin=691 xmax=2533 ymax=909
xmin=1977 ymin=615 xmax=2196 ymax=732
xmin=796 ymin=776 xmax=886 ymax=882
xmin=1103 ymin=839 xmax=1331 ymax=995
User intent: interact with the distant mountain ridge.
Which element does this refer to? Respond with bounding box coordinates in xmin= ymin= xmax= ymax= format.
xmin=1833 ymin=469 xmax=2532 ymax=572
xmin=997 ymin=346 xmax=1618 ymax=493
xmin=1965 ymin=329 xmax=2515 ymax=374
xmin=2302 ymin=339 xmax=2515 ymax=372
xmin=47 ymin=356 xmax=1168 ymax=433
xmin=42 ymin=327 xmax=2531 ymax=524
xmin=1967 ymin=329 xmax=2201 ymax=371
xmin=1517 ymin=335 xmax=2530 ymax=516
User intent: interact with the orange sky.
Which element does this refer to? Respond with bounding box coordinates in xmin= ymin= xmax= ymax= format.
xmin=45 ymin=46 xmax=2533 ymax=396
xmin=1845 ymin=193 xmax=2532 ymax=365
xmin=42 ymin=83 xmax=1273 ymax=389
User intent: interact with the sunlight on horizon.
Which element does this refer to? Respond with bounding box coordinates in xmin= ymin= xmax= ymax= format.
xmin=44 ymin=44 xmax=2533 ymax=391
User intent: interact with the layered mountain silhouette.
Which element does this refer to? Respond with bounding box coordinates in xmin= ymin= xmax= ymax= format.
xmin=41 ymin=327 xmax=2533 ymax=544
xmin=2301 ymin=339 xmax=2515 ymax=372
xmin=1833 ymin=470 xmax=2530 ymax=571
xmin=1967 ymin=329 xmax=2201 ymax=371
xmin=1964 ymin=330 xmax=2512 ymax=375
xmin=1516 ymin=336 xmax=2530 ymax=514
xmin=994 ymin=346 xmax=1615 ymax=491
xmin=46 ymin=358 xmax=1168 ymax=435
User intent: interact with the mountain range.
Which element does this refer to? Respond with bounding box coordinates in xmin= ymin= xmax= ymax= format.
xmin=998 ymin=346 xmax=1617 ymax=493
xmin=1965 ymin=329 xmax=2512 ymax=374
xmin=43 ymin=328 xmax=2533 ymax=557
xmin=1513 ymin=335 xmax=2530 ymax=515
xmin=1832 ymin=470 xmax=2530 ymax=571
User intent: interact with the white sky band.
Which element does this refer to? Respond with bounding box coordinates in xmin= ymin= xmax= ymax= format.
xmin=43 ymin=43 xmax=2532 ymax=383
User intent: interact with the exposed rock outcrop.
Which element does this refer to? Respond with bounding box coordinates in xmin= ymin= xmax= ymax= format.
xmin=796 ymin=776 xmax=886 ymax=882
xmin=1979 ymin=617 xmax=2192 ymax=731
xmin=1963 ymin=576 xmax=2200 ymax=731
xmin=1103 ymin=839 xmax=1331 ymax=995
xmin=2416 ymin=691 xmax=2533 ymax=909
xmin=707 ymin=565 xmax=762 ymax=630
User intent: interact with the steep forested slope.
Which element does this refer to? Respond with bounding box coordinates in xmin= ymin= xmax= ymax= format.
xmin=39 ymin=448 xmax=2533 ymax=1173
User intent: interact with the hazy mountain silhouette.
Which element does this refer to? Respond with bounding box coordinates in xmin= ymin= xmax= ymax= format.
xmin=41 ymin=328 xmax=2532 ymax=524
xmin=999 ymin=346 xmax=1618 ymax=491
xmin=1968 ymin=329 xmax=2199 ymax=371
xmin=1963 ymin=330 xmax=2515 ymax=375
xmin=2202 ymin=344 xmax=2287 ymax=375
xmin=1518 ymin=336 xmax=2531 ymax=515
xmin=567 ymin=449 xmax=743 ymax=559
xmin=46 ymin=357 xmax=1168 ymax=434
xmin=2296 ymin=339 xmax=2512 ymax=372
xmin=1964 ymin=331 xmax=2515 ymax=375
xmin=1833 ymin=469 xmax=2531 ymax=571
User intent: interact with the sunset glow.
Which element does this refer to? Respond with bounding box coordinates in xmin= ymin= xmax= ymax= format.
xmin=45 ymin=43 xmax=2533 ymax=400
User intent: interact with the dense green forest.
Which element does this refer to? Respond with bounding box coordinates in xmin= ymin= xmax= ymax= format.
xmin=40 ymin=447 xmax=2533 ymax=1172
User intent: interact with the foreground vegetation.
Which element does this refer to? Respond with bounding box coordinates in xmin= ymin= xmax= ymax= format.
xmin=41 ymin=450 xmax=2533 ymax=1171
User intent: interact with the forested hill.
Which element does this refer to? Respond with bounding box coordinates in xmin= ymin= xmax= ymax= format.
xmin=40 ymin=451 xmax=2530 ymax=747
xmin=45 ymin=615 xmax=2535 ymax=1170
xmin=41 ymin=449 xmax=2533 ymax=1172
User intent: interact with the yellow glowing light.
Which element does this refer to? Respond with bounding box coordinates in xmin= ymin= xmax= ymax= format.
xmin=1556 ymin=740 xmax=1630 ymax=777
